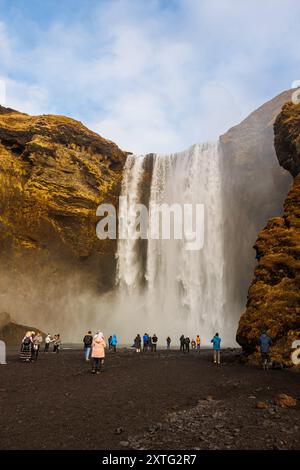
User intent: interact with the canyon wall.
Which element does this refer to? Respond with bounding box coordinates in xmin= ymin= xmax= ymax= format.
xmin=220 ymin=90 xmax=293 ymax=333
xmin=0 ymin=106 xmax=127 ymax=337
xmin=237 ymin=101 xmax=300 ymax=365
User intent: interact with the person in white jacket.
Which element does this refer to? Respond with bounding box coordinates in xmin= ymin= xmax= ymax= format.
xmin=44 ymin=334 xmax=52 ymax=353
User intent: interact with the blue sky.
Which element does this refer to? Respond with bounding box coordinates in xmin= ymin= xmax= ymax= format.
xmin=0 ymin=0 xmax=299 ymax=153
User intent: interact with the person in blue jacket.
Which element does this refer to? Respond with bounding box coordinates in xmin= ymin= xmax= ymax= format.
xmin=211 ymin=333 xmax=221 ymax=364
xmin=143 ymin=333 xmax=149 ymax=352
xmin=111 ymin=334 xmax=117 ymax=352
xmin=259 ymin=330 xmax=273 ymax=370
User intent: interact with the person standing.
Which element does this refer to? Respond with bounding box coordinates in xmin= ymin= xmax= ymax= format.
xmin=143 ymin=333 xmax=149 ymax=352
xmin=211 ymin=333 xmax=221 ymax=364
xmin=44 ymin=334 xmax=52 ymax=352
xmin=166 ymin=336 xmax=171 ymax=350
xmin=191 ymin=339 xmax=196 ymax=350
xmin=91 ymin=332 xmax=106 ymax=374
xmin=185 ymin=336 xmax=191 ymax=353
xmin=111 ymin=334 xmax=117 ymax=352
xmin=32 ymin=332 xmax=43 ymax=360
xmin=20 ymin=332 xmax=33 ymax=362
xmin=108 ymin=336 xmax=112 ymax=350
xmin=259 ymin=330 xmax=273 ymax=370
xmin=83 ymin=331 xmax=93 ymax=361
xmin=53 ymin=334 xmax=61 ymax=353
xmin=152 ymin=334 xmax=158 ymax=352
xmin=180 ymin=335 xmax=185 ymax=353
xmin=196 ymin=335 xmax=201 ymax=351
xmin=134 ymin=334 xmax=141 ymax=353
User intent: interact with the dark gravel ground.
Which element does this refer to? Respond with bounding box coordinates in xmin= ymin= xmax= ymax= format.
xmin=0 ymin=348 xmax=299 ymax=450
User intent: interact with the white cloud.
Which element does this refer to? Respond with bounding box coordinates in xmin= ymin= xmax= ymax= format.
xmin=0 ymin=0 xmax=299 ymax=153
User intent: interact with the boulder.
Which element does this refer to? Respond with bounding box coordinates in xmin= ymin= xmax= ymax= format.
xmin=274 ymin=394 xmax=297 ymax=408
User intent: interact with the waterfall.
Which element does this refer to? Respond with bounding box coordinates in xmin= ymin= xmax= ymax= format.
xmin=116 ymin=154 xmax=145 ymax=288
xmin=115 ymin=142 xmax=231 ymax=345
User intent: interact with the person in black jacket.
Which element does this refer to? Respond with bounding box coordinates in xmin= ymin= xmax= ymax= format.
xmin=83 ymin=331 xmax=93 ymax=362
xmin=180 ymin=335 xmax=185 ymax=352
xmin=134 ymin=334 xmax=141 ymax=353
xmin=185 ymin=336 xmax=191 ymax=353
xmin=152 ymin=334 xmax=158 ymax=352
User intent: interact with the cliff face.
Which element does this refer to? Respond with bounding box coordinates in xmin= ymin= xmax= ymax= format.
xmin=237 ymin=102 xmax=300 ymax=365
xmin=0 ymin=105 xmax=126 ymax=259
xmin=0 ymin=106 xmax=127 ymax=337
xmin=220 ymin=90 xmax=293 ymax=331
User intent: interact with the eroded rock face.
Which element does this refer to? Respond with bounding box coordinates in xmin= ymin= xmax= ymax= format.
xmin=220 ymin=90 xmax=293 ymax=332
xmin=0 ymin=106 xmax=127 ymax=337
xmin=237 ymin=102 xmax=300 ymax=365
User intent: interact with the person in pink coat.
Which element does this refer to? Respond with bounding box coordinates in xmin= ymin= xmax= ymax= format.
xmin=91 ymin=332 xmax=106 ymax=374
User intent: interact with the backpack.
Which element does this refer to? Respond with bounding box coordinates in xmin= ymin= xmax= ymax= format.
xmin=23 ymin=337 xmax=31 ymax=346
xmin=84 ymin=335 xmax=92 ymax=346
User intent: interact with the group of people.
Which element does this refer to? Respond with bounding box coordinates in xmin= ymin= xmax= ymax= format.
xmin=135 ymin=333 xmax=159 ymax=352
xmin=20 ymin=331 xmax=61 ymax=362
xmin=20 ymin=327 xmax=274 ymax=371
xmin=133 ymin=334 xmax=202 ymax=354
xmin=131 ymin=332 xmax=219 ymax=364
xmin=44 ymin=333 xmax=62 ymax=353
xmin=83 ymin=331 xmax=106 ymax=374
xmin=179 ymin=334 xmax=202 ymax=353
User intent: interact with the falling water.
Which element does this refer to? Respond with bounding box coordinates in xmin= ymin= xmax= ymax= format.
xmin=116 ymin=154 xmax=145 ymax=288
xmin=115 ymin=142 xmax=231 ymax=345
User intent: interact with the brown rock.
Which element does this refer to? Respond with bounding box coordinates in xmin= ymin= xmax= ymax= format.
xmin=274 ymin=394 xmax=297 ymax=408
xmin=256 ymin=401 xmax=269 ymax=409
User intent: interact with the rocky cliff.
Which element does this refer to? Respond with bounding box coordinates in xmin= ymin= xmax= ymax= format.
xmin=0 ymin=106 xmax=127 ymax=337
xmin=220 ymin=90 xmax=293 ymax=332
xmin=237 ymin=101 xmax=300 ymax=365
